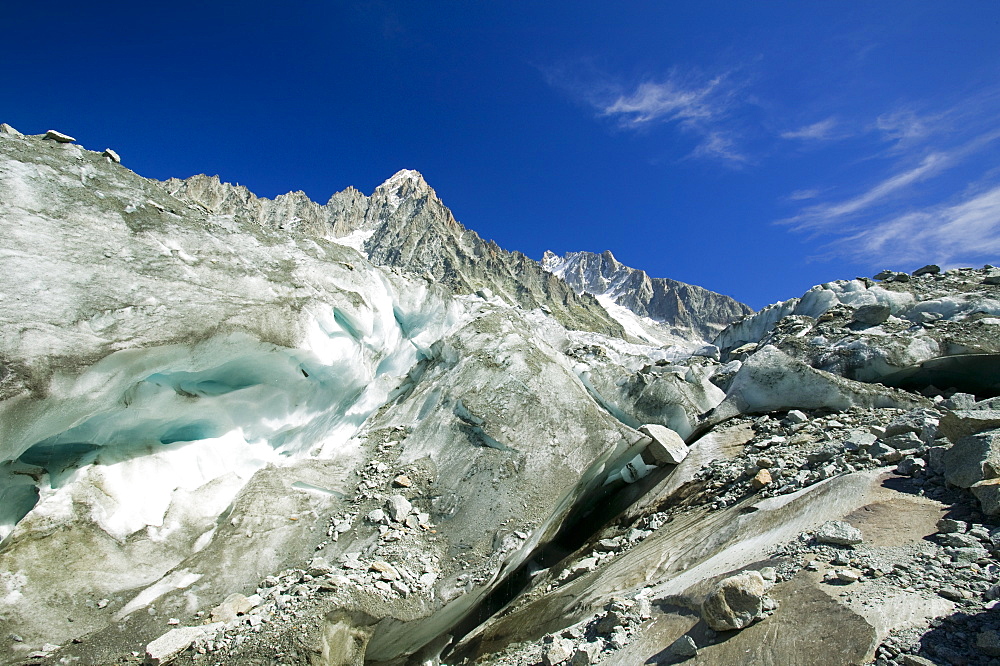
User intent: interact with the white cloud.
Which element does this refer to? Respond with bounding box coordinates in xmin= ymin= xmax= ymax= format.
xmin=569 ymin=70 xmax=749 ymax=164
xmin=601 ymin=77 xmax=723 ymax=127
xmin=833 ymin=184 xmax=1000 ymax=265
xmin=875 ymin=109 xmax=934 ymax=145
xmin=781 ymin=152 xmax=951 ymax=230
xmin=787 ymin=189 xmax=822 ymax=201
xmin=780 ymin=117 xmax=839 ymax=141
xmin=690 ymin=131 xmax=747 ymax=163
xmin=782 ymin=123 xmax=1000 ymax=233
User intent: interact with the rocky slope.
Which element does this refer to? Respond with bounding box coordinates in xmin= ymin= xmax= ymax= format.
xmin=3 ymin=124 xmax=1000 ymax=666
xmin=162 ymin=171 xmax=625 ymax=339
xmin=542 ymin=250 xmax=753 ymax=345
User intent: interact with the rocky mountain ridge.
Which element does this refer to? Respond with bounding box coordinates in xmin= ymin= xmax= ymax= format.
xmin=3 ymin=124 xmax=1000 ymax=666
xmin=542 ymin=250 xmax=753 ymax=344
xmin=162 ymin=170 xmax=631 ymax=340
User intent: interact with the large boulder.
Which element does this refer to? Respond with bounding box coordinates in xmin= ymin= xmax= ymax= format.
xmin=43 ymin=129 xmax=75 ymax=143
xmin=639 ymin=424 xmax=688 ymax=465
xmin=972 ymin=479 xmax=1000 ymax=517
xmin=853 ymin=304 xmax=891 ymax=326
xmin=815 ymin=520 xmax=863 ymax=546
xmin=939 ymin=410 xmax=1000 ymax=443
xmin=145 ymin=623 xmax=223 ymax=665
xmin=701 ymin=346 xmax=927 ymax=430
xmin=701 ymin=570 xmax=767 ymax=631
xmin=942 ymin=430 xmax=1000 ymax=488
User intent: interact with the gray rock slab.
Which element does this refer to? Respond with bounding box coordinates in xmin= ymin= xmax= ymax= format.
xmin=943 ymin=430 xmax=1000 ymax=488
xmin=854 ymin=304 xmax=891 ymax=325
xmin=145 ymin=623 xmax=222 ymax=665
xmin=639 ymin=424 xmax=688 ymax=465
xmin=542 ymin=637 xmax=575 ymax=665
xmin=667 ymin=634 xmax=698 ymax=658
xmin=386 ymin=495 xmax=412 ymax=522
xmin=43 ymin=129 xmax=75 ymax=143
xmin=972 ymin=479 xmax=1000 ymax=516
xmin=939 ymin=411 xmax=1000 ymax=443
xmin=816 ymin=520 xmax=863 ymax=545
xmin=701 ymin=570 xmax=766 ymax=631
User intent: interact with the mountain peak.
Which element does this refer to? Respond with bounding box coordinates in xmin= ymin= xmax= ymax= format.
xmin=378 ymin=169 xmax=430 ymax=192
xmin=541 ymin=249 xmax=752 ymax=342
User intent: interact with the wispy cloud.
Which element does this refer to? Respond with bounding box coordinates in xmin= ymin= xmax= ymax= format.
xmin=600 ymin=72 xmax=748 ymax=164
xmin=780 ymin=117 xmax=840 ymax=141
xmin=782 ymin=119 xmax=1000 ymax=231
xmin=542 ymin=64 xmax=748 ymax=165
xmin=832 ymin=184 xmax=1000 ymax=265
xmin=690 ymin=131 xmax=748 ymax=164
xmin=601 ymin=77 xmax=724 ymax=127
xmin=781 ymin=151 xmax=953 ymax=230
xmin=874 ymin=109 xmax=935 ymax=146
xmin=778 ymin=86 xmax=1000 ymax=267
xmin=787 ymin=189 xmax=822 ymax=201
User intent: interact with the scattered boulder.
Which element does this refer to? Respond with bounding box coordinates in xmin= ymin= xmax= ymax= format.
xmin=145 ymin=624 xmax=222 ymax=665
xmin=912 ymin=264 xmax=941 ymax=277
xmin=639 ymin=424 xmax=689 ymax=465
xmin=971 ymin=478 xmax=1000 ymax=516
xmin=939 ymin=411 xmax=1000 ymax=443
xmin=369 ymin=561 xmax=400 ymax=580
xmin=569 ymin=641 xmax=602 ymax=665
xmin=308 ymin=557 xmax=336 ymax=576
xmin=386 ymin=495 xmax=412 ymax=522
xmin=815 ymin=520 xmax=863 ymax=546
xmin=701 ymin=570 xmax=767 ymax=631
xmin=936 ymin=518 xmax=968 ymax=533
xmin=103 ymin=148 xmax=121 ymax=163
xmin=853 ymin=304 xmax=891 ymax=326
xmin=978 ymin=630 xmax=1000 ymax=657
xmin=210 ymin=593 xmax=255 ymax=623
xmin=785 ymin=409 xmax=808 ymax=424
xmin=43 ymin=129 xmax=75 ymax=143
xmin=836 ymin=569 xmax=861 ymax=583
xmin=667 ymin=634 xmax=698 ymax=659
xmin=750 ymin=468 xmax=772 ymax=490
xmin=902 ymin=656 xmax=938 ymax=666
xmin=942 ymin=430 xmax=1000 ymax=488
xmin=543 ymin=637 xmax=575 ymax=665
xmin=692 ymin=344 xmax=721 ymax=361
xmin=896 ymin=457 xmax=927 ymax=476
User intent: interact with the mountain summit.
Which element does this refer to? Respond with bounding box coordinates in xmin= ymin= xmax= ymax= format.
xmin=543 ymin=249 xmax=753 ymax=343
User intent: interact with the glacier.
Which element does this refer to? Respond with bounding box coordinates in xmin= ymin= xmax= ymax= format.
xmin=4 ymin=124 xmax=1000 ymax=666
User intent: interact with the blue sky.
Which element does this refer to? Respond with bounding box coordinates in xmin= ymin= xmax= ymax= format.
xmin=3 ymin=2 xmax=999 ymax=309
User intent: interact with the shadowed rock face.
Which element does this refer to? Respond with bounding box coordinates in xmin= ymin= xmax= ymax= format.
xmin=542 ymin=249 xmax=753 ymax=342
